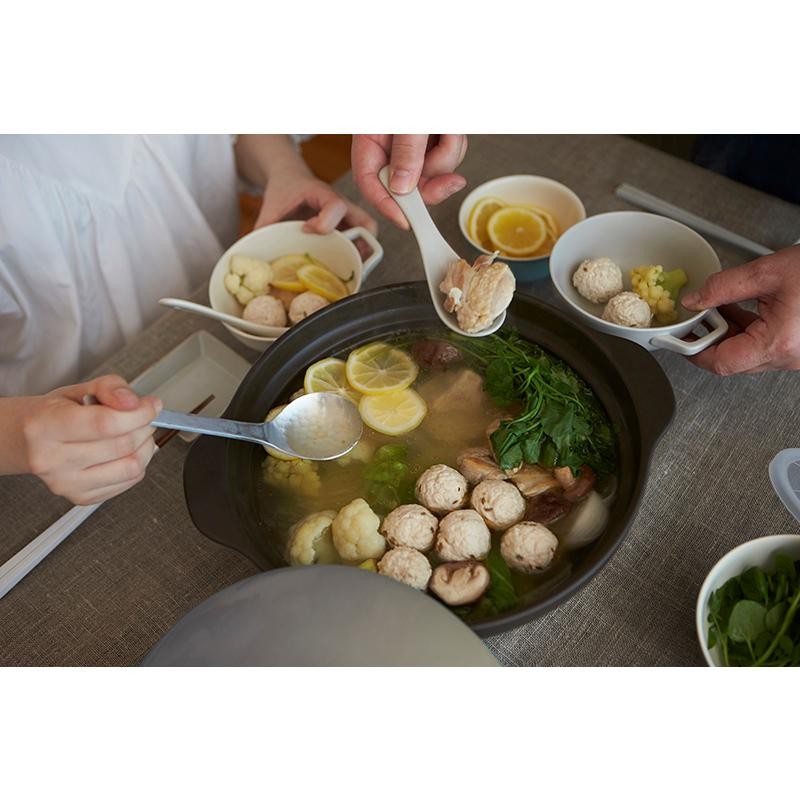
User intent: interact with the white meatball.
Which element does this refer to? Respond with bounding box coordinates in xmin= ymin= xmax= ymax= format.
xmin=602 ymin=291 xmax=652 ymax=328
xmin=415 ymin=464 xmax=468 ymax=515
xmin=572 ymin=258 xmax=624 ymax=304
xmin=435 ymin=510 xmax=491 ymax=562
xmin=470 ymin=479 xmax=526 ymax=531
xmin=378 ymin=546 xmax=432 ymax=590
xmin=500 ymin=522 xmax=558 ymax=574
xmin=381 ymin=504 xmax=438 ymax=552
xmin=288 ymin=291 xmax=330 ymax=325
xmin=243 ymin=294 xmax=287 ymax=327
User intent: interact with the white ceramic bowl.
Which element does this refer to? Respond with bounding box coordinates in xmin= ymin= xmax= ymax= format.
xmin=550 ymin=211 xmax=729 ymax=354
xmin=210 ymin=221 xmax=383 ymax=352
xmin=696 ymin=534 xmax=800 ymax=667
xmin=458 ymin=175 xmax=586 ymax=281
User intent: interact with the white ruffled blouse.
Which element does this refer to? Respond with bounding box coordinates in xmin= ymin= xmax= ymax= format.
xmin=0 ymin=135 xmax=239 ymax=395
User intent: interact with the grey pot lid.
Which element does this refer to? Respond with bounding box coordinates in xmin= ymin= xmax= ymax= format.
xmin=769 ymin=448 xmax=800 ymax=525
xmin=142 ymin=565 xmax=499 ymax=667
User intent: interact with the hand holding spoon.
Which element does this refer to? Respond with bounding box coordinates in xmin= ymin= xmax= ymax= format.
xmin=377 ymin=166 xmax=506 ymax=337
xmin=151 ymin=392 xmax=363 ymax=460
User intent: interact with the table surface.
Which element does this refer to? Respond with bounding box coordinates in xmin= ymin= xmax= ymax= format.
xmin=2 ymin=134 xmax=799 ymax=667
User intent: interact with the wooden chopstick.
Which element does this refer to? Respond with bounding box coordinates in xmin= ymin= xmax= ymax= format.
xmin=154 ymin=394 xmax=215 ymax=448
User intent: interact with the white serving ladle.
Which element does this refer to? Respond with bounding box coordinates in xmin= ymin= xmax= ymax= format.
xmin=159 ymin=297 xmax=288 ymax=339
xmin=378 ymin=166 xmax=505 ymax=337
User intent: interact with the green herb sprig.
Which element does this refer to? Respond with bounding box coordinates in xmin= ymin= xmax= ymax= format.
xmin=707 ymin=553 xmax=800 ymax=667
xmin=451 ymin=330 xmax=617 ymax=475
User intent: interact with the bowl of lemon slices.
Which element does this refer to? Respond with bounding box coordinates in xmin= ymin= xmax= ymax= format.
xmin=209 ymin=221 xmax=383 ymax=352
xmin=458 ymin=175 xmax=586 ymax=282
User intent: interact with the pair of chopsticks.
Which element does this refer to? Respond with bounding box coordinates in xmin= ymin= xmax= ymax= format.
xmin=615 ymin=183 xmax=774 ymax=258
xmin=0 ymin=394 xmax=214 ymax=601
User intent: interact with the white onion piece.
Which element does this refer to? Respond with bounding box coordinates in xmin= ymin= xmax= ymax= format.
xmin=557 ymin=491 xmax=609 ymax=550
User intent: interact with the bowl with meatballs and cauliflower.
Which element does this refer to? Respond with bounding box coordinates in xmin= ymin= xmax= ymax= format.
xmin=549 ymin=211 xmax=729 ymax=354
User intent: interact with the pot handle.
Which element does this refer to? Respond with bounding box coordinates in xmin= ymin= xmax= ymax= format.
xmin=649 ymin=308 xmax=728 ymax=356
xmin=343 ymin=226 xmax=383 ymax=280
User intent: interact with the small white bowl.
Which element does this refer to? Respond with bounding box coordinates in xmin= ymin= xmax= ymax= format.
xmin=550 ymin=211 xmax=729 ymax=354
xmin=696 ymin=534 xmax=800 ymax=667
xmin=458 ymin=175 xmax=586 ymax=281
xmin=210 ymin=221 xmax=383 ymax=352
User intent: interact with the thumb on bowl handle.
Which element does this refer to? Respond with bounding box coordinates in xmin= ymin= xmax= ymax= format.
xmin=343 ymin=227 xmax=383 ymax=280
xmin=649 ymin=308 xmax=728 ymax=356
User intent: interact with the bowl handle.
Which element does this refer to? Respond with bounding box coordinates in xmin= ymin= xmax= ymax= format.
xmin=649 ymin=308 xmax=728 ymax=355
xmin=343 ymin=226 xmax=383 ymax=280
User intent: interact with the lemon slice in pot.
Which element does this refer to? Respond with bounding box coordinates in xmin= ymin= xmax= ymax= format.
xmin=359 ymin=389 xmax=427 ymax=436
xmin=303 ymin=357 xmax=360 ymax=403
xmin=345 ymin=343 xmax=418 ymax=395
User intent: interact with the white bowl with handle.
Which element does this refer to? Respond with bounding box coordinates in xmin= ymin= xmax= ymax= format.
xmin=549 ymin=211 xmax=728 ymax=354
xmin=210 ymin=221 xmax=383 ymax=352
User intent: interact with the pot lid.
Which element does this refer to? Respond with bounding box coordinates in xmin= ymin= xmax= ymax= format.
xmin=769 ymin=449 xmax=800 ymax=525
xmin=141 ymin=565 xmax=498 ymax=667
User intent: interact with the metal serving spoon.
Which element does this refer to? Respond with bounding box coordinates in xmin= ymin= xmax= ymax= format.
xmin=151 ymin=392 xmax=363 ymax=460
xmin=377 ymin=166 xmax=505 ymax=337
xmin=159 ymin=298 xmax=288 ymax=338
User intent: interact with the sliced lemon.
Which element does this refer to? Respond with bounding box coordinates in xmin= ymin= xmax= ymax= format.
xmin=264 ymin=405 xmax=294 ymax=460
xmin=271 ymin=254 xmax=308 ymax=292
xmin=345 ymin=343 xmax=419 ymax=395
xmin=521 ymin=204 xmax=560 ymax=240
xmin=487 ymin=206 xmax=547 ymax=257
xmin=359 ymin=389 xmax=427 ymax=436
xmin=297 ymin=264 xmax=349 ymax=302
xmin=468 ymin=196 xmax=505 ymax=251
xmin=303 ymin=357 xmax=360 ymax=403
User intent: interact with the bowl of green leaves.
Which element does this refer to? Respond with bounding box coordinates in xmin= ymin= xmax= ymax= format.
xmin=696 ymin=534 xmax=800 ymax=667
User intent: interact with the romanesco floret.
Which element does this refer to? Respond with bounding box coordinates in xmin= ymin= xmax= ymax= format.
xmin=630 ymin=265 xmax=688 ymax=325
xmin=263 ymin=456 xmax=321 ymax=496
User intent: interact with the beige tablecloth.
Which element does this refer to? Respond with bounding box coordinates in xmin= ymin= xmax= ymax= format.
xmin=2 ymin=134 xmax=799 ymax=666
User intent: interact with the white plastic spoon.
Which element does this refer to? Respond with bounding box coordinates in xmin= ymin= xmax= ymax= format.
xmin=378 ymin=166 xmax=506 ymax=337
xmin=159 ymin=297 xmax=288 ymax=338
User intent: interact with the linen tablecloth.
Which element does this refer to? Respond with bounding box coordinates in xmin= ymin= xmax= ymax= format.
xmin=2 ymin=134 xmax=799 ymax=666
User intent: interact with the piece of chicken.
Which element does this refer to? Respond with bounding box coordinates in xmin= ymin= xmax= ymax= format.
xmin=439 ymin=253 xmax=516 ymax=334
xmin=554 ymin=464 xmax=596 ymax=502
xmin=508 ymin=464 xmax=561 ymax=497
xmin=456 ymin=446 xmax=507 ymax=485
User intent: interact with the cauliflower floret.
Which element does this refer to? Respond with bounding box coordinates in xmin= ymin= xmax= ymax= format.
xmin=572 ymin=257 xmax=623 ymax=304
xmin=377 ymin=546 xmax=432 ymax=590
xmin=331 ymin=498 xmax=387 ymax=563
xmin=470 ymin=479 xmax=526 ymax=531
xmin=435 ymin=509 xmax=491 ymax=561
xmin=381 ymin=504 xmax=438 ymax=552
xmin=501 ymin=522 xmax=558 ymax=574
xmin=415 ymin=464 xmax=468 ymax=515
xmin=602 ymin=291 xmax=652 ymax=328
xmin=243 ymin=294 xmax=287 ymax=327
xmin=289 ymin=291 xmax=330 ymax=324
xmin=287 ymin=510 xmax=339 ymax=566
xmin=231 ymin=255 xmax=272 ymax=292
xmin=262 ymin=456 xmax=321 ymax=496
xmin=334 ymin=439 xmax=375 ymax=467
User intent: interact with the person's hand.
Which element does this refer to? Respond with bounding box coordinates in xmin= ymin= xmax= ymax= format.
xmin=18 ymin=375 xmax=162 ymax=505
xmin=352 ymin=135 xmax=468 ymax=229
xmin=254 ymin=164 xmax=377 ymax=236
xmin=681 ymin=244 xmax=800 ymax=375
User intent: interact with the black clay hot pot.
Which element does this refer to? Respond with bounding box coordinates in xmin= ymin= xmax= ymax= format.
xmin=184 ymin=282 xmax=674 ymax=637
